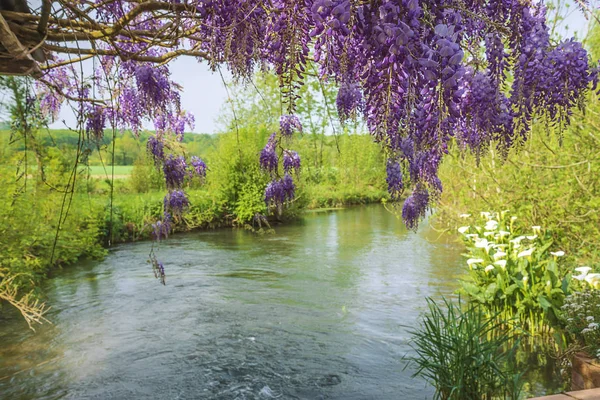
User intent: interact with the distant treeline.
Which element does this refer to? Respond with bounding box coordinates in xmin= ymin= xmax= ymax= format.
xmin=0 ymin=128 xmax=217 ymax=166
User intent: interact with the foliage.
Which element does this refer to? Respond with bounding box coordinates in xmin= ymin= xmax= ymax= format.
xmin=561 ymin=290 xmax=600 ymax=359
xmin=407 ymin=297 xmax=523 ymax=400
xmin=130 ymin=151 xmax=165 ymax=193
xmin=457 ymin=211 xmax=570 ymax=335
xmin=205 ymin=126 xmax=271 ymax=224
xmin=0 ymin=168 xmax=107 ymax=324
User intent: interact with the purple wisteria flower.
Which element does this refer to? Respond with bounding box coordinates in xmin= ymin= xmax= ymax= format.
xmin=386 ymin=160 xmax=403 ymax=201
xmin=336 ymin=82 xmax=363 ymax=122
xmin=265 ymin=180 xmax=285 ymax=206
xmin=189 ymin=156 xmax=207 ymax=179
xmin=155 ymin=112 xmax=195 ymax=141
xmin=260 ymin=133 xmax=279 ymax=173
xmin=152 ymin=212 xmax=172 ymax=241
xmin=150 ymin=253 xmax=166 ymax=285
xmin=402 ymin=186 xmax=430 ymax=232
xmin=134 ymin=65 xmax=172 ymax=110
xmin=265 ymin=174 xmax=296 ymax=206
xmin=147 ymin=135 xmax=165 ymax=166
xmin=283 ymin=150 xmax=301 ymax=173
xmin=85 ymin=106 xmax=106 ymax=140
xmin=279 ymin=115 xmax=303 ymax=137
xmin=163 ymin=155 xmax=187 ymax=189
xmin=164 ymin=190 xmax=189 ymax=215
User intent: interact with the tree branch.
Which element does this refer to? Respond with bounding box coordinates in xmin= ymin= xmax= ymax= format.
xmin=42 ymin=44 xmax=210 ymax=63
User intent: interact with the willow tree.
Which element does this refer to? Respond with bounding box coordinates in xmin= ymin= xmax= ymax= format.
xmin=0 ymin=1 xmax=598 ymax=271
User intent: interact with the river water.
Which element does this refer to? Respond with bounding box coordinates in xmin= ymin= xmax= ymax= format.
xmin=0 ymin=205 xmax=558 ymax=399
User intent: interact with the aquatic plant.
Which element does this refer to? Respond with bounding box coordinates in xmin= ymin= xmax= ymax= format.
xmin=457 ymin=211 xmax=570 ymax=335
xmin=407 ymin=297 xmax=523 ymax=400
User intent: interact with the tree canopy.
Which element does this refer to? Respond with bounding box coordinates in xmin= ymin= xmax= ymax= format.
xmin=0 ymin=0 xmax=598 ymax=229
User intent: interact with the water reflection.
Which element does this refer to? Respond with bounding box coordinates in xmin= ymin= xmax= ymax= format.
xmin=1 ymin=205 xmax=468 ymax=400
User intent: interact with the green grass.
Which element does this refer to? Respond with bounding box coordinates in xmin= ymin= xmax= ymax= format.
xmin=80 ymin=165 xmax=134 ymax=179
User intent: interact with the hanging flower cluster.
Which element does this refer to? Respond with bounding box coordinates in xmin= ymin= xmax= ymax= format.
xmin=260 ymin=128 xmax=302 ymax=210
xmin=33 ymin=0 xmax=600 ymax=234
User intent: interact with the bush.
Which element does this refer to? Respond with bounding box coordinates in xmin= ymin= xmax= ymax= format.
xmin=456 ymin=211 xmax=570 ymax=335
xmin=407 ymin=297 xmax=523 ymax=400
xmin=561 ymin=290 xmax=600 ymax=359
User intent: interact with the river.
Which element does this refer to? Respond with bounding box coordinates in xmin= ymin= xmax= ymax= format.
xmin=0 ymin=205 xmax=559 ymax=399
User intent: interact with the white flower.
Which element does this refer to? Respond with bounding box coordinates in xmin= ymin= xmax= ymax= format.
xmin=484 ymin=231 xmax=495 ymax=237
xmin=532 ymin=226 xmax=541 ymax=234
xmin=458 ymin=226 xmax=470 ymax=234
xmin=465 ymin=234 xmax=479 ymax=239
xmin=510 ymin=236 xmax=526 ymax=244
xmin=481 ymin=211 xmax=491 ymax=219
xmin=550 ymin=251 xmax=565 ymax=257
xmin=517 ymin=248 xmax=535 ymax=258
xmin=497 ymin=231 xmax=510 ymax=238
xmin=494 ymin=260 xmax=507 ymax=269
xmin=475 ymin=239 xmax=489 ymax=248
xmin=585 ymin=274 xmax=600 ymax=289
xmin=459 ymin=214 xmax=471 ymax=218
xmin=493 ymin=251 xmax=507 ymax=260
xmin=467 ymin=258 xmax=485 ymax=266
xmin=485 ymin=220 xmax=499 ymax=231
xmin=574 ymin=266 xmax=592 ymax=281
xmin=485 ymin=265 xmax=495 ymax=272
xmin=526 ymin=235 xmax=538 ymax=240
xmin=511 ymin=216 xmax=518 ymax=221
xmin=523 ymin=275 xmax=529 ymax=282
xmin=587 ymin=316 xmax=595 ymax=322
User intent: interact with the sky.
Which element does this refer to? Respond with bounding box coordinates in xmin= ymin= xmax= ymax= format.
xmin=47 ymin=2 xmax=591 ymax=135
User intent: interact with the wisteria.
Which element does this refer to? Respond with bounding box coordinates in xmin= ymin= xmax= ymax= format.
xmin=164 ymin=190 xmax=190 ymax=216
xmin=23 ymin=0 xmax=600 ymax=233
xmin=283 ymin=150 xmax=301 ymax=174
xmin=386 ymin=160 xmax=403 ymax=201
xmin=150 ymin=252 xmax=166 ymax=285
xmin=402 ymin=186 xmax=430 ymax=232
xmin=265 ymin=173 xmax=296 ymax=207
xmin=85 ymin=106 xmax=106 ymax=141
xmin=189 ymin=156 xmax=207 ymax=179
xmin=147 ymin=135 xmax=165 ymax=166
xmin=163 ymin=155 xmax=188 ymax=190
xmin=336 ymin=82 xmax=363 ymax=123
xmin=260 ymin=133 xmax=279 ymax=173
xmin=279 ymin=115 xmax=303 ymax=137
xmin=151 ymin=212 xmax=172 ymax=242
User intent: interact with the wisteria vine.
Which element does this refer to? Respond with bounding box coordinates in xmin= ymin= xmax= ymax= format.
xmin=17 ymin=0 xmax=600 ymax=279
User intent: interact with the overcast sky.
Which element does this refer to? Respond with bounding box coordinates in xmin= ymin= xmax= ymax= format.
xmin=48 ymin=4 xmax=590 ymax=135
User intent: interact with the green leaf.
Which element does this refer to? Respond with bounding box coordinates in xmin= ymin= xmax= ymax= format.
xmin=505 ymin=284 xmax=519 ymax=296
xmin=537 ymin=294 xmax=552 ymax=311
xmin=562 ymin=276 xmax=571 ymax=295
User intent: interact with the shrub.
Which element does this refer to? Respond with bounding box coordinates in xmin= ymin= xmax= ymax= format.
xmin=457 ymin=211 xmax=570 ymax=335
xmin=561 ymin=290 xmax=600 ymax=359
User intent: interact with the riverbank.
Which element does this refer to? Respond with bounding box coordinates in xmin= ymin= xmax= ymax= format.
xmin=0 ymin=180 xmax=387 ymax=323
